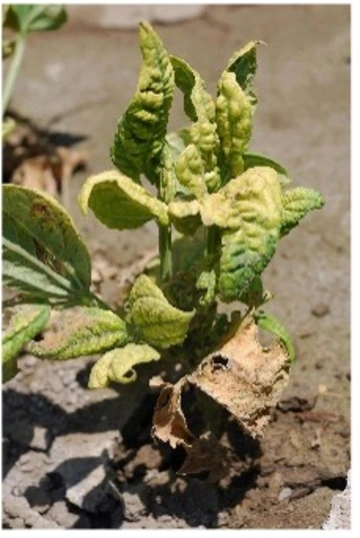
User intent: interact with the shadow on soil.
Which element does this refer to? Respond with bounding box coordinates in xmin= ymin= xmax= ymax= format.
xmin=3 ymin=369 xmax=262 ymax=528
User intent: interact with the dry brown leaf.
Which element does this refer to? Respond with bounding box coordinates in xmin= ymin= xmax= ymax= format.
xmin=189 ymin=316 xmax=290 ymax=438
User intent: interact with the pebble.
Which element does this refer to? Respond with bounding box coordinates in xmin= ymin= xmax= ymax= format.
xmin=311 ymin=303 xmax=330 ymax=318
xmin=278 ymin=487 xmax=292 ymax=502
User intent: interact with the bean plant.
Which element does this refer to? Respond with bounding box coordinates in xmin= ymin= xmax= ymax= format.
xmin=2 ymin=23 xmax=324 ymax=467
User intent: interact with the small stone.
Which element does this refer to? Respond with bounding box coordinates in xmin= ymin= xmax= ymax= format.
xmin=311 ymin=303 xmax=330 ymax=318
xmin=31 ymin=427 xmax=48 ymax=451
xmin=278 ymin=487 xmax=292 ymax=502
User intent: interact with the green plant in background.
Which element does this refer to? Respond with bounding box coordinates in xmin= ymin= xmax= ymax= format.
xmin=2 ymin=22 xmax=324 ymax=470
xmin=2 ymin=4 xmax=67 ymax=139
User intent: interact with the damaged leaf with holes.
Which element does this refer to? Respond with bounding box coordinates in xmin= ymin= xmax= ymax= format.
xmin=2 ymin=21 xmax=325 ymax=481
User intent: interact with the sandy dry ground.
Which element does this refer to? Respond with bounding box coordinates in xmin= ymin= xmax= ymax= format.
xmin=2 ymin=5 xmax=350 ymax=529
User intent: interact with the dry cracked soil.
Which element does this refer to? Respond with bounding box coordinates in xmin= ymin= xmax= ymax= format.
xmin=2 ymin=4 xmax=350 ymax=529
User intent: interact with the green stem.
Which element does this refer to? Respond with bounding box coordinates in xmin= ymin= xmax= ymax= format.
xmin=3 ymin=34 xmax=26 ymax=116
xmin=159 ymin=224 xmax=172 ymax=282
xmin=206 ymin=226 xmax=220 ymax=258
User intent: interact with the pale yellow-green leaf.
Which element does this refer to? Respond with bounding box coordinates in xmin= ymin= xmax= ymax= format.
xmin=111 ymin=22 xmax=175 ymax=185
xmin=281 ymin=187 xmax=325 ymax=237
xmin=216 ymin=71 xmax=253 ymax=178
xmin=28 ymin=307 xmax=128 ymax=360
xmin=88 ymin=343 xmax=160 ymax=388
xmin=78 ymin=170 xmax=169 ymax=230
xmin=214 ymin=167 xmax=283 ymax=301
xmin=226 ymin=40 xmax=261 ymax=109
xmin=175 ymin=144 xmax=207 ymax=199
xmin=2 ymin=304 xmax=50 ymax=382
xmin=171 ymin=56 xmax=221 ymax=191
xmin=168 ymin=199 xmax=202 ymax=236
xmin=128 ymin=275 xmax=194 ymax=349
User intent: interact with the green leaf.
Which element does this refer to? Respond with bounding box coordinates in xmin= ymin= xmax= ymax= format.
xmin=2 ymin=118 xmax=16 ymax=140
xmin=5 ymin=5 xmax=67 ymax=33
xmin=280 ymin=187 xmax=325 ymax=237
xmin=111 ymin=22 xmax=175 ymax=184
xmin=3 ymin=185 xmax=91 ymax=294
xmin=239 ymin=275 xmax=265 ymax=308
xmin=78 ymin=170 xmax=169 ymax=230
xmin=128 ymin=275 xmax=194 ymax=349
xmin=216 ymin=71 xmax=253 ymax=178
xmin=226 ymin=40 xmax=261 ymax=109
xmin=88 ymin=343 xmax=160 ymax=388
xmin=28 ymin=307 xmax=128 ymax=360
xmin=169 ymin=200 xmax=202 ymax=236
xmin=175 ymin=144 xmax=207 ymax=199
xmin=2 ymin=304 xmax=50 ymax=382
xmin=171 ymin=55 xmax=220 ymax=191
xmin=166 ymin=128 xmax=192 ymax=162
xmin=243 ymin=152 xmax=292 ymax=187
xmin=254 ymin=310 xmax=295 ymax=363
xmin=214 ymin=167 xmax=282 ymax=302
xmin=196 ymin=267 xmax=216 ymax=308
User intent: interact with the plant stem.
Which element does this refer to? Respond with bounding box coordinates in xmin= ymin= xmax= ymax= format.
xmin=3 ymin=34 xmax=26 ymax=116
xmin=206 ymin=226 xmax=220 ymax=258
xmin=159 ymin=224 xmax=172 ymax=282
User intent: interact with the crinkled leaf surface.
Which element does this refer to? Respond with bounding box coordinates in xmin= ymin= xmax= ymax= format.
xmin=111 ymin=22 xmax=174 ymax=184
xmin=281 ymin=187 xmax=325 ymax=237
xmin=216 ymin=71 xmax=253 ymax=178
xmin=128 ymin=275 xmax=194 ymax=349
xmin=28 ymin=307 xmax=128 ymax=360
xmin=2 ymin=304 xmax=50 ymax=382
xmin=168 ymin=199 xmax=202 ymax=236
xmin=171 ymin=56 xmax=220 ymax=191
xmin=208 ymin=167 xmax=282 ymax=301
xmin=78 ymin=170 xmax=169 ymax=230
xmin=88 ymin=343 xmax=160 ymax=388
xmin=175 ymin=144 xmax=207 ymax=199
xmin=226 ymin=41 xmax=261 ymax=109
xmin=189 ymin=316 xmax=290 ymax=438
xmin=3 ymin=185 xmax=91 ymax=294
xmin=243 ymin=152 xmax=291 ymax=187
xmin=254 ymin=310 xmax=295 ymax=363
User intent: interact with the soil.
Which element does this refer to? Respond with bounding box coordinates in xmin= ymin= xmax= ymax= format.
xmin=2 ymin=5 xmax=350 ymax=529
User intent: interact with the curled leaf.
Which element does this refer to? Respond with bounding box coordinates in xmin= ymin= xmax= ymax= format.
xmin=216 ymin=71 xmax=253 ymax=178
xmin=226 ymin=40 xmax=261 ymax=109
xmin=208 ymin=167 xmax=282 ymax=301
xmin=111 ymin=22 xmax=175 ymax=184
xmin=78 ymin=170 xmax=169 ymax=230
xmin=128 ymin=275 xmax=194 ymax=349
xmin=3 ymin=185 xmax=91 ymax=293
xmin=168 ymin=199 xmax=202 ymax=235
xmin=171 ymin=56 xmax=220 ymax=191
xmin=189 ymin=316 xmax=290 ymax=438
xmin=175 ymin=144 xmax=207 ymax=199
xmin=2 ymin=304 xmax=50 ymax=382
xmin=88 ymin=343 xmax=160 ymax=388
xmin=254 ymin=310 xmax=295 ymax=363
xmin=280 ymin=187 xmax=325 ymax=237
xmin=28 ymin=307 xmax=128 ymax=360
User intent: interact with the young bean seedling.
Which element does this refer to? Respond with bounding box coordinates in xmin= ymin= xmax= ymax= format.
xmin=2 ymin=22 xmax=324 ymax=475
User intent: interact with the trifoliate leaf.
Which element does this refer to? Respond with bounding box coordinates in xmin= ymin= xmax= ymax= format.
xmin=78 ymin=170 xmax=169 ymax=230
xmin=213 ymin=167 xmax=282 ymax=302
xmin=28 ymin=307 xmax=128 ymax=360
xmin=175 ymin=144 xmax=207 ymax=199
xmin=216 ymin=71 xmax=253 ymax=178
xmin=3 ymin=185 xmax=91 ymax=294
xmin=88 ymin=343 xmax=160 ymax=388
xmin=111 ymin=22 xmax=175 ymax=184
xmin=128 ymin=275 xmax=194 ymax=349
xmin=280 ymin=187 xmax=325 ymax=237
xmin=2 ymin=304 xmax=50 ymax=382
xmin=254 ymin=310 xmax=295 ymax=363
xmin=168 ymin=199 xmax=202 ymax=236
